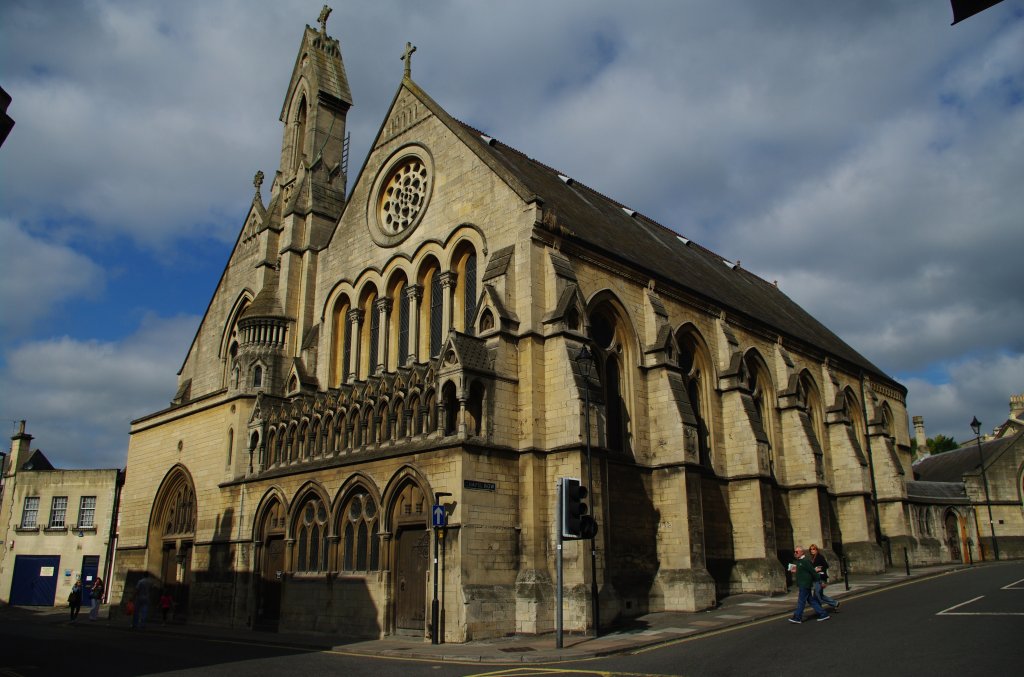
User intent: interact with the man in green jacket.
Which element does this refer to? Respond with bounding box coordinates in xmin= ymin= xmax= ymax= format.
xmin=788 ymin=546 xmax=830 ymax=623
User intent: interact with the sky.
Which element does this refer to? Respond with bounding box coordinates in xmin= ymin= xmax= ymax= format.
xmin=1 ymin=0 xmax=1022 ymax=470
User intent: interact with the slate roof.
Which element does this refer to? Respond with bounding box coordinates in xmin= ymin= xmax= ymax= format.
xmin=447 ymin=115 xmax=894 ymax=383
xmin=21 ymin=449 xmax=54 ymax=471
xmin=905 ymin=480 xmax=968 ymax=503
xmin=912 ymin=431 xmax=1022 ymax=482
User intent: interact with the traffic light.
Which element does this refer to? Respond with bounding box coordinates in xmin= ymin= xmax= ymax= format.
xmin=561 ymin=477 xmax=597 ymax=539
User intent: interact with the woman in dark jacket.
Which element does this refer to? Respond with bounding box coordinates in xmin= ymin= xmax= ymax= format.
xmin=809 ymin=544 xmax=840 ymax=609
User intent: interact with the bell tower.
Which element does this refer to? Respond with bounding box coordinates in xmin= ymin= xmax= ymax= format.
xmin=237 ymin=6 xmax=353 ymax=398
xmin=278 ymin=4 xmax=352 ymax=193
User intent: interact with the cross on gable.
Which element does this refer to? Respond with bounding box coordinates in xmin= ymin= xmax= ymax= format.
xmin=318 ymin=5 xmax=332 ymax=34
xmin=401 ymin=42 xmax=417 ymax=78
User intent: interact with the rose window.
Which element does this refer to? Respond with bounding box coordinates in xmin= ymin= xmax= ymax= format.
xmin=379 ymin=159 xmax=429 ymax=235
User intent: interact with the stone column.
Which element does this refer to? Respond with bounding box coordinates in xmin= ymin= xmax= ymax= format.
xmin=346 ymin=308 xmax=363 ymax=382
xmin=405 ymin=284 xmax=423 ymax=365
xmin=374 ymin=297 xmax=393 ymax=376
xmin=439 ymin=271 xmax=457 ymax=336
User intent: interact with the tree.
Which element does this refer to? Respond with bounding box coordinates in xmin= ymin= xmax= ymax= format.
xmin=927 ymin=434 xmax=959 ymax=455
xmin=911 ymin=435 xmax=960 ymax=456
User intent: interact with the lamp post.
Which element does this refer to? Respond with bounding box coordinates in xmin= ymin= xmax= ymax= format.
xmin=970 ymin=417 xmax=999 ymax=561
xmin=575 ymin=345 xmax=600 ymax=636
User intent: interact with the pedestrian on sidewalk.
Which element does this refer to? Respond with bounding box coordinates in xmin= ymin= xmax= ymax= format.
xmin=159 ymin=591 xmax=173 ymax=624
xmin=68 ymin=580 xmax=82 ymax=622
xmin=88 ymin=576 xmax=104 ymax=621
xmin=132 ymin=572 xmax=156 ymax=630
xmin=787 ymin=546 xmax=830 ymax=623
xmin=809 ymin=544 xmax=839 ymax=610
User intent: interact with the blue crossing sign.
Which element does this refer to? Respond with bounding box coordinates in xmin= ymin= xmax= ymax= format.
xmin=432 ymin=504 xmax=446 ymax=527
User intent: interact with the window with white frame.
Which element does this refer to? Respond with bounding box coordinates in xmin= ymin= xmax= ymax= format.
xmin=78 ymin=496 xmax=97 ymax=528
xmin=21 ymin=496 xmax=40 ymax=528
xmin=49 ymin=496 xmax=68 ymax=528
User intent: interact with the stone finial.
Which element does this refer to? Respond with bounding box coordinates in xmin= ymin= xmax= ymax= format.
xmin=253 ymin=170 xmax=264 ymax=199
xmin=318 ymin=5 xmax=332 ymax=34
xmin=401 ymin=41 xmax=417 ymax=79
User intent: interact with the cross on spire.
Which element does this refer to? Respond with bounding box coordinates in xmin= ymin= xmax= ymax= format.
xmin=401 ymin=42 xmax=417 ymax=79
xmin=317 ymin=5 xmax=332 ymax=34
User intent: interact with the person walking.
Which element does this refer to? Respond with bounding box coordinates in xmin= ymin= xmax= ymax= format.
xmin=159 ymin=591 xmax=173 ymax=624
xmin=809 ymin=544 xmax=840 ymax=610
xmin=132 ymin=573 xmax=155 ymax=630
xmin=787 ymin=546 xmax=830 ymax=623
xmin=88 ymin=576 xmax=104 ymax=621
xmin=68 ymin=580 xmax=83 ymax=622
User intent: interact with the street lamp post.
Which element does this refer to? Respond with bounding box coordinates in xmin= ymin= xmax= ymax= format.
xmin=575 ymin=345 xmax=600 ymax=636
xmin=970 ymin=417 xmax=999 ymax=561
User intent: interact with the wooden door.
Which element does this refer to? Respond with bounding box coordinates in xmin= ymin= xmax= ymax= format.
xmin=257 ymin=536 xmax=285 ymax=628
xmin=395 ymin=528 xmax=428 ymax=631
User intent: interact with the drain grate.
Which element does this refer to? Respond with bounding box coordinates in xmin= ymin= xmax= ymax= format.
xmin=499 ymin=646 xmax=537 ymax=652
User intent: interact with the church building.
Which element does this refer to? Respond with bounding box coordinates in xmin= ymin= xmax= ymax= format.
xmin=113 ymin=9 xmax=920 ymax=641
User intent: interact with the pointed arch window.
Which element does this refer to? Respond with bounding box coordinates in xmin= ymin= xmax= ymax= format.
xmin=295 ymin=496 xmax=329 ymax=573
xmin=293 ymin=95 xmax=308 ymax=170
xmin=252 ymin=365 xmax=263 ymax=388
xmin=369 ymin=307 xmax=380 ymax=375
xmin=430 ymin=273 xmax=443 ymax=357
xmin=463 ymin=252 xmax=477 ymax=334
xmin=341 ymin=491 xmax=380 ymax=571
xmin=398 ymin=292 xmax=410 ymax=365
xmin=342 ymin=313 xmax=352 ymax=383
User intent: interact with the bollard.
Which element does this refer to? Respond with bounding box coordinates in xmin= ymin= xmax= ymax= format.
xmin=904 ymin=547 xmax=911 ymax=576
xmin=842 ymin=556 xmax=850 ymax=591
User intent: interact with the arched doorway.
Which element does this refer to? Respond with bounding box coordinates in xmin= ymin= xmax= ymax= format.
xmin=254 ymin=495 xmax=287 ymax=629
xmin=944 ymin=511 xmax=963 ymax=563
xmin=390 ymin=479 xmax=429 ymax=635
xmin=150 ymin=468 xmax=197 ymax=621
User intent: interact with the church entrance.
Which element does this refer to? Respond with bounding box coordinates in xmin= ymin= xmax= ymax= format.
xmin=160 ymin=541 xmax=192 ymax=621
xmin=151 ymin=468 xmax=197 ymax=621
xmin=254 ymin=498 xmax=286 ymax=630
xmin=256 ymin=536 xmax=285 ymax=629
xmin=394 ymin=527 xmax=428 ymax=633
xmin=390 ymin=479 xmax=429 ymax=635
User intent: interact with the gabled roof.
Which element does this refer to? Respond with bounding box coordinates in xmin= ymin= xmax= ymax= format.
xmin=385 ymin=77 xmax=896 ymax=385
xmin=913 ymin=430 xmax=1023 ymax=482
xmin=21 ymin=449 xmax=54 ymax=471
xmin=459 ymin=121 xmax=892 ymax=381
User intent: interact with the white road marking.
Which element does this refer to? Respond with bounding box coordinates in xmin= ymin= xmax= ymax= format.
xmin=937 ymin=594 xmax=1024 ymax=616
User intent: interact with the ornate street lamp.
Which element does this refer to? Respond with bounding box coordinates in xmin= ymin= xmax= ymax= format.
xmin=575 ymin=344 xmax=600 ymax=635
xmin=970 ymin=416 xmax=999 ymax=560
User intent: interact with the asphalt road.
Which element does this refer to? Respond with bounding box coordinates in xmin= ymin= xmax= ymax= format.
xmin=1 ymin=562 xmax=1021 ymax=676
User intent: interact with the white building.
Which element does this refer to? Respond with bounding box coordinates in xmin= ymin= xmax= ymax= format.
xmin=0 ymin=422 xmax=122 ymax=606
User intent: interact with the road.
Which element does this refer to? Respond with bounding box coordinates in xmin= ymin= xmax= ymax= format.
xmin=1 ymin=562 xmax=1021 ymax=676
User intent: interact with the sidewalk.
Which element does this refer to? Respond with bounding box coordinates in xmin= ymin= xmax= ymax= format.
xmin=10 ymin=563 xmax=969 ymax=663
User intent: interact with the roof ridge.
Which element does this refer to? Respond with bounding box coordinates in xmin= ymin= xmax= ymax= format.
xmin=453 ymin=119 xmax=774 ymax=287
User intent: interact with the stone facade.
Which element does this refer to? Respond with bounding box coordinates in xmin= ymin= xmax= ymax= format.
xmin=0 ymin=422 xmax=122 ymax=607
xmin=113 ymin=12 xmax=924 ymax=641
xmin=909 ymin=399 xmax=1024 ymax=565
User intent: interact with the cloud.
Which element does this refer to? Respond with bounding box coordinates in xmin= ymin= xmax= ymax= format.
xmin=0 ymin=314 xmax=199 ymax=469
xmin=903 ymin=352 xmax=1024 ymax=442
xmin=0 ymin=218 xmax=106 ymax=336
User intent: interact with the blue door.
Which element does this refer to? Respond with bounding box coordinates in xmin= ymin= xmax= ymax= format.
xmin=80 ymin=555 xmax=100 ymax=599
xmin=10 ymin=555 xmax=61 ymax=606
